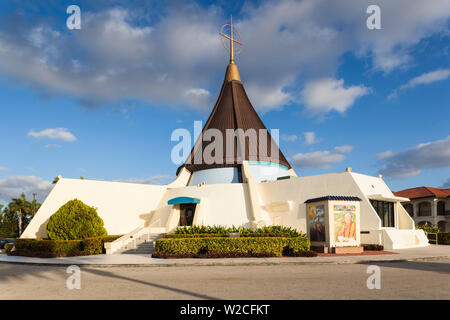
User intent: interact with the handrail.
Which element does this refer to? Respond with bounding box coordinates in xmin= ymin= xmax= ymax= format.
xmin=104 ymin=219 xmax=165 ymax=254
xmin=105 ymin=225 xmax=147 ymax=254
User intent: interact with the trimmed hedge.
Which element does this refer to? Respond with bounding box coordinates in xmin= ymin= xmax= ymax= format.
xmin=46 ymin=199 xmax=107 ymax=240
xmin=10 ymin=235 xmax=121 ymax=258
xmin=437 ymin=232 xmax=450 ymax=245
xmin=362 ymin=244 xmax=384 ymax=251
xmin=163 ymin=232 xmax=292 ymax=239
xmin=154 ymin=237 xmax=310 ymax=257
xmin=152 ymin=251 xmax=278 ymax=259
xmin=174 ymin=225 xmax=305 ymax=237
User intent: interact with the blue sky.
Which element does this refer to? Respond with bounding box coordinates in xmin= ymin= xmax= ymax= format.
xmin=0 ymin=0 xmax=449 ymax=204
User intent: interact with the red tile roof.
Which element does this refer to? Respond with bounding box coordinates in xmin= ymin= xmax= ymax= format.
xmin=394 ymin=187 xmax=450 ymax=199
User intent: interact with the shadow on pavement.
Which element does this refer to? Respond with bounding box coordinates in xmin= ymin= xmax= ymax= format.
xmin=82 ymin=267 xmax=220 ymax=300
xmin=357 ymin=260 xmax=450 ymax=275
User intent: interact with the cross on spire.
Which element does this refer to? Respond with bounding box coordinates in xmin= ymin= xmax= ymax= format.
xmin=219 ymin=15 xmax=243 ymax=64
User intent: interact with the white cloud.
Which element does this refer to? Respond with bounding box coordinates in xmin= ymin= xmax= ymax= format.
xmin=119 ymin=175 xmax=172 ymax=185
xmin=334 ymin=145 xmax=354 ymax=153
xmin=0 ymin=166 xmax=8 ymax=171
xmin=0 ymin=1 xmax=448 ymax=111
xmin=400 ymin=69 xmax=450 ymax=90
xmin=28 ymin=128 xmax=77 ymax=142
xmin=303 ymin=132 xmax=321 ymax=145
xmin=389 ymin=68 xmax=450 ymax=99
xmin=0 ymin=176 xmax=53 ymax=203
xmin=302 ymin=78 xmax=369 ymax=114
xmin=281 ymin=134 xmax=298 ymax=142
xmin=379 ymin=135 xmax=450 ymax=178
xmin=291 ymin=145 xmax=353 ymax=169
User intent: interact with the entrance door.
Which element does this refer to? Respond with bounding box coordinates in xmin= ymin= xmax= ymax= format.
xmin=179 ymin=203 xmax=196 ymax=226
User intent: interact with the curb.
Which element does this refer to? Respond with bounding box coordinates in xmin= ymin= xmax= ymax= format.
xmin=0 ymin=255 xmax=449 ymax=268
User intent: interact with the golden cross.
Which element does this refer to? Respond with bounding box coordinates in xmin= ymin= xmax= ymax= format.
xmin=219 ymin=15 xmax=243 ymax=63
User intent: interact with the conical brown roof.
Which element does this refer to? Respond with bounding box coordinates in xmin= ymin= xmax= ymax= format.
xmin=179 ymin=63 xmax=291 ymax=174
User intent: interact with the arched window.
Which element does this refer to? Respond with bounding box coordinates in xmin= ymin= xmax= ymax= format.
xmin=418 ymin=202 xmax=431 ymax=216
xmin=437 ymin=201 xmax=445 ymax=216
xmin=437 ymin=221 xmax=447 ymax=232
xmin=403 ymin=203 xmax=413 ymax=217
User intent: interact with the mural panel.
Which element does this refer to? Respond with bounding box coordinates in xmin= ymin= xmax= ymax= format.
xmin=334 ymin=205 xmax=357 ymax=244
xmin=309 ymin=205 xmax=326 ymax=241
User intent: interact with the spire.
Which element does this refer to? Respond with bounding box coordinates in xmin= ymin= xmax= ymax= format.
xmin=220 ymin=15 xmax=242 ymax=82
xmin=177 ymin=17 xmax=291 ymax=175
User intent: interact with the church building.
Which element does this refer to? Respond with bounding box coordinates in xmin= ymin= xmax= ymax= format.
xmin=21 ymin=18 xmax=428 ymax=252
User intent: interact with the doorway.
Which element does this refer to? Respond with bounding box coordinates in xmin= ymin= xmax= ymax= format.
xmin=179 ymin=203 xmax=196 ymax=226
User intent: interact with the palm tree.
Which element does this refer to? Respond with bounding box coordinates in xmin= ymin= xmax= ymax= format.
xmin=7 ymin=193 xmax=33 ymax=236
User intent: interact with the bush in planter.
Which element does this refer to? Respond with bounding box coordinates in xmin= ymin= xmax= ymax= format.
xmin=46 ymin=199 xmax=107 ymax=240
xmin=154 ymin=237 xmax=310 ymax=256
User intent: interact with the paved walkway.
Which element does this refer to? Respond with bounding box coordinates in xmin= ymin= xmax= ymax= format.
xmin=0 ymin=245 xmax=449 ymax=267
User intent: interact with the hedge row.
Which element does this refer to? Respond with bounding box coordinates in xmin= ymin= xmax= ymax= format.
xmin=9 ymin=235 xmax=121 ymax=258
xmin=154 ymin=237 xmax=310 ymax=257
xmin=162 ymin=232 xmax=292 ymax=239
xmin=362 ymin=244 xmax=384 ymax=251
xmin=437 ymin=232 xmax=450 ymax=245
xmin=174 ymin=225 xmax=305 ymax=237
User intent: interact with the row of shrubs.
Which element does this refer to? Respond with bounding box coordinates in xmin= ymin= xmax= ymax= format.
xmin=152 ymin=250 xmax=318 ymax=259
xmin=163 ymin=232 xmax=293 ymax=238
xmin=7 ymin=235 xmax=121 ymax=258
xmin=362 ymin=244 xmax=384 ymax=251
xmin=174 ymin=225 xmax=305 ymax=237
xmin=153 ymin=236 xmax=311 ymax=258
xmin=427 ymin=232 xmax=450 ymax=245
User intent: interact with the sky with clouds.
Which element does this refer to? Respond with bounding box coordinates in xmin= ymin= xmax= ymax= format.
xmin=0 ymin=0 xmax=449 ymax=204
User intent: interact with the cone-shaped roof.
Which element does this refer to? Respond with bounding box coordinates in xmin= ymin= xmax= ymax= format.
xmin=178 ymin=62 xmax=291 ymax=174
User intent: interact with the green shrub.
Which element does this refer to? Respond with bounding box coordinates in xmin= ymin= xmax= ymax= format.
xmin=46 ymin=199 xmax=107 ymax=240
xmin=4 ymin=243 xmax=14 ymax=255
xmin=362 ymin=244 xmax=384 ymax=251
xmin=173 ymin=225 xmax=304 ymax=237
xmin=163 ymin=232 xmax=292 ymax=238
xmin=12 ymin=235 xmax=121 ymax=257
xmin=154 ymin=237 xmax=310 ymax=257
xmin=416 ymin=223 xmax=439 ymax=234
xmin=437 ymin=232 xmax=450 ymax=245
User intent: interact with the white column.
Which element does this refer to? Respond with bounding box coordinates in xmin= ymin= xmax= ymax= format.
xmin=431 ymin=199 xmax=438 ymax=226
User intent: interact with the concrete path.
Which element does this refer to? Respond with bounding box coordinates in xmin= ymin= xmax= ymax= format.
xmin=1 ymin=245 xmax=449 ymax=267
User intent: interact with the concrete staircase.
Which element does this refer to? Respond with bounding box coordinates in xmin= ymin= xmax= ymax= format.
xmin=104 ymin=227 xmax=166 ymax=255
xmin=118 ymin=233 xmax=163 ymax=255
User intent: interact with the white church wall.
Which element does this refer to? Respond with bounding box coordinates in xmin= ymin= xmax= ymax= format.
xmin=258 ymin=172 xmax=378 ymax=233
xmin=21 ymin=178 xmax=167 ymax=238
xmin=148 ymin=183 xmax=253 ymax=230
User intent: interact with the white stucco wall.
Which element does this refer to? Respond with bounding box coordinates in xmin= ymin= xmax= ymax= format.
xmin=21 ymin=178 xmax=167 ymax=238
xmin=257 ymin=171 xmax=381 ymax=233
xmin=149 ymin=183 xmax=253 ymax=230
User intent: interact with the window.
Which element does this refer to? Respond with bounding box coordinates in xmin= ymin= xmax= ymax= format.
xmin=418 ymin=202 xmax=431 ymax=216
xmin=437 ymin=201 xmax=445 ymax=216
xmin=370 ymin=200 xmax=395 ymax=227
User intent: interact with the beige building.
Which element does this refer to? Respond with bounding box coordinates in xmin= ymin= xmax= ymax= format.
xmin=394 ymin=187 xmax=450 ymax=232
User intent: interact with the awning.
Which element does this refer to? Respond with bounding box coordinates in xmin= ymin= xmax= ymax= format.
xmin=168 ymin=197 xmax=200 ymax=205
